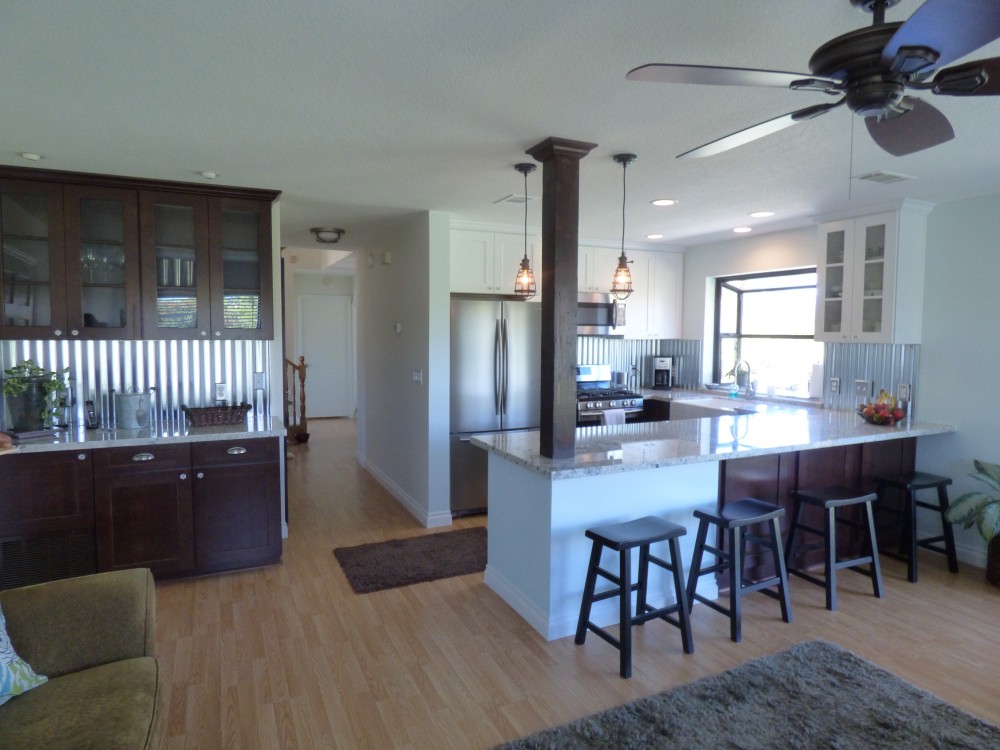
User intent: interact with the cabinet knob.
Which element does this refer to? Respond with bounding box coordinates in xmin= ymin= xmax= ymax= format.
xmin=226 ymin=446 xmax=247 ymax=455
xmin=77 ymin=453 xmax=87 ymax=461
xmin=132 ymin=452 xmax=155 ymax=462
xmin=54 ymin=329 xmax=62 ymax=336
xmin=71 ymin=329 xmax=79 ymax=336
xmin=200 ymin=330 xmax=208 ymax=336
xmin=196 ymin=471 xmax=205 ymax=479
xmin=179 ymin=472 xmax=187 ymax=480
xmin=214 ymin=331 xmax=221 ymax=337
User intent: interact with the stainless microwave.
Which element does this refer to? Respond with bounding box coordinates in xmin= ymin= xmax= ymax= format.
xmin=577 ymin=293 xmax=625 ymax=336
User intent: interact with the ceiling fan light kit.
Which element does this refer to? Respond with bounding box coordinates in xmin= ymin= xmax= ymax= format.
xmin=627 ymin=0 xmax=1000 ymax=158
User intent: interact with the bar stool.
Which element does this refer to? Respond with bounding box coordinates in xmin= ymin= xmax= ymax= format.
xmin=785 ymin=487 xmax=883 ymax=610
xmin=575 ymin=516 xmax=693 ymax=678
xmin=873 ymin=471 xmax=959 ymax=583
xmin=686 ymin=498 xmax=792 ymax=643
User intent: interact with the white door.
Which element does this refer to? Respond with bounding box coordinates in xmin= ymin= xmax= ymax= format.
xmin=296 ymin=294 xmax=354 ymax=418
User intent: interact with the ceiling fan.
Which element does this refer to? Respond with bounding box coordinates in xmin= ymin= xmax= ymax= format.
xmin=627 ymin=0 xmax=1000 ymax=158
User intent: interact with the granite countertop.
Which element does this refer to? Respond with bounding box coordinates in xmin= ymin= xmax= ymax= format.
xmin=471 ymin=400 xmax=955 ymax=479
xmin=1 ymin=413 xmax=285 ymax=454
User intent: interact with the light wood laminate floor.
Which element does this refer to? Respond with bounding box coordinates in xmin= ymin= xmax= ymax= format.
xmin=156 ymin=418 xmax=1000 ymax=749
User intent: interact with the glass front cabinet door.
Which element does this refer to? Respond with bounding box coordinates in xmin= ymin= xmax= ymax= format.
xmin=0 ymin=179 xmax=67 ymax=339
xmin=209 ymin=197 xmax=273 ymax=339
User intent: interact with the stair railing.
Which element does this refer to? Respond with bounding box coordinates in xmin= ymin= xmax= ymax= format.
xmin=283 ymin=355 xmax=309 ymax=443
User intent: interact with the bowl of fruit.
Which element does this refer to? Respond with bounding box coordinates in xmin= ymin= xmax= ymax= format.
xmin=857 ymin=390 xmax=905 ymax=426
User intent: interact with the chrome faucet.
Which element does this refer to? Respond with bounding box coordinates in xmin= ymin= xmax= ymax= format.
xmin=732 ymin=359 xmax=755 ymax=398
xmin=628 ymin=363 xmax=641 ymax=391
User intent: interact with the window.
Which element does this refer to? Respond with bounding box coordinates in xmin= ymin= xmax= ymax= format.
xmin=714 ymin=269 xmax=823 ymax=398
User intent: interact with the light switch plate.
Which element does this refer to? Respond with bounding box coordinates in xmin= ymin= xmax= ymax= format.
xmin=854 ymin=379 xmax=872 ymax=399
xmin=253 ymin=372 xmax=265 ymax=390
xmin=897 ymin=383 xmax=910 ymax=402
xmin=215 ymin=383 xmax=227 ymax=400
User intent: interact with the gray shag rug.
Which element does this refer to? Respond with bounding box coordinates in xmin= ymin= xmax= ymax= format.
xmin=495 ymin=640 xmax=1000 ymax=749
xmin=334 ymin=526 xmax=486 ymax=594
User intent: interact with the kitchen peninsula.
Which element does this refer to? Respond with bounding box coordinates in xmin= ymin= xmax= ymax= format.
xmin=472 ymin=397 xmax=955 ymax=640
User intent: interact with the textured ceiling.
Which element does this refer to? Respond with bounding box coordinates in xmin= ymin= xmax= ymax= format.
xmin=4 ymin=0 xmax=1000 ymax=256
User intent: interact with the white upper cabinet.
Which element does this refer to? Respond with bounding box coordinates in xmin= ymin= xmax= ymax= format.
xmin=451 ymin=229 xmax=540 ymax=296
xmin=815 ymin=202 xmax=930 ymax=344
xmin=620 ymin=249 xmax=683 ymax=339
xmin=577 ymin=245 xmax=622 ymax=293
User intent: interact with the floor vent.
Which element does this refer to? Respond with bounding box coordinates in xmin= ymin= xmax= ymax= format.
xmin=853 ymin=171 xmax=915 ymax=185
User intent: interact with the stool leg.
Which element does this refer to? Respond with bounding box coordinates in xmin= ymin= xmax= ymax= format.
xmin=938 ymin=485 xmax=960 ymax=573
xmin=618 ymin=548 xmax=633 ymax=678
xmin=686 ymin=518 xmax=709 ymax=609
xmin=769 ymin=516 xmax=793 ymax=624
xmin=668 ymin=536 xmax=694 ymax=654
xmin=575 ymin=541 xmax=603 ymax=645
xmin=729 ymin=527 xmax=742 ymax=643
xmin=824 ymin=505 xmax=837 ymax=611
xmin=865 ymin=500 xmax=884 ymax=599
xmin=784 ymin=497 xmax=802 ymax=570
xmin=905 ymin=489 xmax=919 ymax=583
xmin=636 ymin=543 xmax=650 ymax=622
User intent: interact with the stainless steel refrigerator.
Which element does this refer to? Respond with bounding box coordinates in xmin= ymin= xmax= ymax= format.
xmin=450 ymin=296 xmax=541 ymax=515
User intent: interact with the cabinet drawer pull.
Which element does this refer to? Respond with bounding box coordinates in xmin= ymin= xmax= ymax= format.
xmin=196 ymin=471 xmax=205 ymax=479
xmin=226 ymin=446 xmax=247 ymax=455
xmin=179 ymin=473 xmax=187 ymax=481
xmin=132 ymin=452 xmax=155 ymax=462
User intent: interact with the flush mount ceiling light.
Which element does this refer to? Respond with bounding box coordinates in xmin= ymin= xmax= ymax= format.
xmin=310 ymin=227 xmax=346 ymax=244
xmin=748 ymin=210 xmax=775 ymax=218
xmin=651 ymin=198 xmax=677 ymax=206
xmin=611 ymin=153 xmax=636 ymax=301
xmin=512 ymin=163 xmax=537 ymax=300
xmin=733 ymin=226 xmax=752 ymax=233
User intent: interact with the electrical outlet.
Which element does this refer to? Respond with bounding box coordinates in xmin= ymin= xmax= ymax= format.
xmin=411 ymin=369 xmax=423 ymax=385
xmin=215 ymin=382 xmax=227 ymax=401
xmin=829 ymin=377 xmax=840 ymax=395
xmin=897 ymin=383 xmax=910 ymax=402
xmin=854 ymin=379 xmax=872 ymax=399
xmin=253 ymin=372 xmax=265 ymax=390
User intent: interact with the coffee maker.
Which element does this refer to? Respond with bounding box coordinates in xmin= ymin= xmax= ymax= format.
xmin=651 ymin=356 xmax=673 ymax=390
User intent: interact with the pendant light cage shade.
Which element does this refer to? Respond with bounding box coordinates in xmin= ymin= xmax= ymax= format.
xmin=513 ymin=162 xmax=537 ymax=299
xmin=611 ymin=153 xmax=635 ymax=300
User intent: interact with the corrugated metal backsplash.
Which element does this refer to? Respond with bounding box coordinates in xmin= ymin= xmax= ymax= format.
xmin=1 ymin=339 xmax=270 ymax=428
xmin=577 ymin=337 xmax=702 ymax=389
xmin=822 ymin=342 xmax=919 ymax=414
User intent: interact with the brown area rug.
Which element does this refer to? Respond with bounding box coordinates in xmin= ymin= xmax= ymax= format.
xmin=334 ymin=526 xmax=486 ymax=594
xmin=495 ymin=640 xmax=1000 ymax=749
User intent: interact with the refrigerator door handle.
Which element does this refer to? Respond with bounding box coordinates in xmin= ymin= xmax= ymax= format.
xmin=494 ymin=318 xmax=502 ymax=416
xmin=500 ymin=318 xmax=509 ymax=416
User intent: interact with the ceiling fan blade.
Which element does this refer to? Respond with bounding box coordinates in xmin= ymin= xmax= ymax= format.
xmin=865 ymin=98 xmax=955 ymax=156
xmin=627 ymin=63 xmax=840 ymax=92
xmin=882 ymin=0 xmax=1000 ymax=74
xmin=678 ymin=100 xmax=843 ymax=159
xmin=931 ymin=56 xmax=1000 ymax=95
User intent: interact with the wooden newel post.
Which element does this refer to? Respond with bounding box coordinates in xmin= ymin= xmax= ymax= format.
xmin=526 ymin=137 xmax=597 ymax=459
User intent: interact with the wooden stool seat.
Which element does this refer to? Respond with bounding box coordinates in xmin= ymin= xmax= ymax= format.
xmin=874 ymin=471 xmax=958 ymax=582
xmin=785 ymin=486 xmax=883 ymax=610
xmin=575 ymin=515 xmax=693 ymax=678
xmin=686 ymin=498 xmax=792 ymax=643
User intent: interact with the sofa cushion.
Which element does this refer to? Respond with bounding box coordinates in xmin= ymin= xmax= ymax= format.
xmin=0 ymin=602 xmax=47 ymax=705
xmin=0 ymin=656 xmax=161 ymax=750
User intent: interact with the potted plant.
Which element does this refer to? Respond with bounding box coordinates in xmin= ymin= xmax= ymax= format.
xmin=1 ymin=359 xmax=72 ymax=433
xmin=945 ymin=459 xmax=1000 ymax=587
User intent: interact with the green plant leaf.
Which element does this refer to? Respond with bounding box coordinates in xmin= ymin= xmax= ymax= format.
xmin=971 ymin=459 xmax=1000 ymax=494
xmin=977 ymin=501 xmax=1000 ymax=542
xmin=945 ymin=491 xmax=990 ymax=525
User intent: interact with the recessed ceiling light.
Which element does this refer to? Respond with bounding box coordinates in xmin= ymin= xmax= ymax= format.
xmin=748 ymin=211 xmax=774 ymax=218
xmin=198 ymin=171 xmax=218 ymax=179
xmin=651 ymin=199 xmax=677 ymax=206
xmin=18 ymin=152 xmax=43 ymax=161
xmin=733 ymin=227 xmax=752 ymax=234
xmin=646 ymin=234 xmax=664 ymax=240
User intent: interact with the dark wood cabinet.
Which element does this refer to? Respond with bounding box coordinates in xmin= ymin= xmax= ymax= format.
xmin=192 ymin=438 xmax=281 ymax=572
xmin=93 ymin=443 xmax=195 ymax=578
xmin=0 ymin=166 xmax=279 ymax=341
xmin=0 ymin=451 xmax=96 ymax=589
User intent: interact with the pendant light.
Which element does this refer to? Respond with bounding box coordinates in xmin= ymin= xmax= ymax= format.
xmin=610 ymin=153 xmax=635 ymax=301
xmin=513 ymin=162 xmax=537 ymax=299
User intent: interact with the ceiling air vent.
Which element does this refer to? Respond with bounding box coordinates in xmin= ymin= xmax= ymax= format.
xmin=853 ymin=171 xmax=915 ymax=185
xmin=494 ymin=194 xmax=537 ymax=205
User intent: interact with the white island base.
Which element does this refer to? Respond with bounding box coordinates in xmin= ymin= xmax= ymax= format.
xmin=484 ymin=454 xmax=720 ymax=641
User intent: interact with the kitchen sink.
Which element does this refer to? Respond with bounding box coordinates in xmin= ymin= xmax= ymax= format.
xmin=639 ymin=397 xmax=760 ymax=422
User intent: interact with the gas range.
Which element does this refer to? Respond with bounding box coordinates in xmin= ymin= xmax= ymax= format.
xmin=576 ymin=364 xmax=644 ymax=423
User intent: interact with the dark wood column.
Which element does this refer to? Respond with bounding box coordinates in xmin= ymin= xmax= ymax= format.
xmin=526 ymin=137 xmax=597 ymax=459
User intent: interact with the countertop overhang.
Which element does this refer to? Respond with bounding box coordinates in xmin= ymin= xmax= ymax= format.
xmin=471 ymin=395 xmax=955 ymax=479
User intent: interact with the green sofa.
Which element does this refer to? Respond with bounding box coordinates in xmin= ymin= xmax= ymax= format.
xmin=0 ymin=568 xmax=163 ymax=749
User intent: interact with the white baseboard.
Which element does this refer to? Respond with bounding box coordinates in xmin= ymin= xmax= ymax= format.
xmin=356 ymin=451 xmax=450 ymax=529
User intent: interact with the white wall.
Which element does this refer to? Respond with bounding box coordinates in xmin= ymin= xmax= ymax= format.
xmin=913 ymin=191 xmax=1000 ymax=568
xmin=681 ymin=226 xmax=817 ymax=382
xmin=356 ymin=211 xmax=451 ymax=527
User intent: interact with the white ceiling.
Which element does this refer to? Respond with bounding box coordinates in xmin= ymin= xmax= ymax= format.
xmin=5 ymin=0 xmax=1000 ymax=255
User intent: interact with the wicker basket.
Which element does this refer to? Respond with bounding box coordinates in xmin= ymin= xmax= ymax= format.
xmin=182 ymin=403 xmax=252 ymax=427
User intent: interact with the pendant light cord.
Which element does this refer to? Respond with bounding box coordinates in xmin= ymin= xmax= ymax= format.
xmin=621 ymin=159 xmax=627 ymax=258
xmin=523 ymin=168 xmax=529 ymax=260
